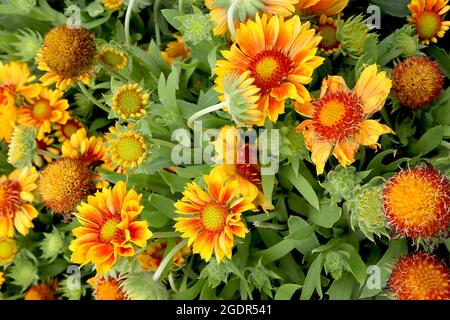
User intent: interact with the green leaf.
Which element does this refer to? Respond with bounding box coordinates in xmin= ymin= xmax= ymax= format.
xmin=409 ymin=126 xmax=444 ymax=156
xmin=275 ymin=284 xmax=302 ymax=300
xmin=261 ymin=173 xmax=275 ymax=209
xmin=327 ymin=272 xmax=355 ymax=300
xmin=309 ymin=203 xmax=342 ymax=228
xmin=172 ymin=279 xmax=206 ymax=300
xmin=341 ymin=244 xmax=367 ymax=286
xmin=300 ymin=254 xmax=324 ymax=300
xmin=147 ymin=194 xmax=178 ymax=218
xmin=425 ymin=46 xmax=450 ymax=79
xmin=159 ymin=170 xmax=191 ymax=193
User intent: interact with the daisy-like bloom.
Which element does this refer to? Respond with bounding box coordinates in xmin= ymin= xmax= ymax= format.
xmin=161 ymin=35 xmax=191 ymax=66
xmin=383 ymin=166 xmax=449 ymax=239
xmin=296 ymin=64 xmax=393 ymax=175
xmin=97 ymin=47 xmax=128 ymax=71
xmin=54 ymin=118 xmax=84 ymax=142
xmin=389 ymin=253 xmax=450 ymax=300
xmin=88 ymin=276 xmax=126 ymax=300
xmin=24 ymin=282 xmax=56 ymax=300
xmin=105 ymin=126 xmax=148 ymax=170
xmin=103 ymin=0 xmax=124 ymax=10
xmin=112 ymin=84 xmax=149 ymax=120
xmin=36 ymin=25 xmax=96 ymax=91
xmin=61 ymin=128 xmax=106 ymax=164
xmin=205 ymin=0 xmax=299 ymax=36
xmin=35 ymin=137 xmax=60 ymax=167
xmin=69 ymin=181 xmax=152 ymax=274
xmin=17 ymin=86 xmax=70 ymax=140
xmin=137 ymin=241 xmax=190 ymax=272
xmin=392 ymin=56 xmax=444 ymax=109
xmin=296 ymin=0 xmax=349 ymax=16
xmin=215 ymin=14 xmax=324 ymax=123
xmin=316 ymin=15 xmax=340 ymax=54
xmin=39 ymin=158 xmax=97 ymax=215
xmin=0 ymin=61 xmax=40 ymax=142
xmin=408 ymin=0 xmax=450 ymax=44
xmin=0 ymin=167 xmax=39 ymax=238
xmin=0 ymin=237 xmax=17 ymax=265
xmin=174 ymin=173 xmax=255 ymax=263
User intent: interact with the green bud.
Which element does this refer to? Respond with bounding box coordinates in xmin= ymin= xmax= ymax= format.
xmin=7 ymin=125 xmax=38 ymax=169
xmin=337 ymin=15 xmax=378 ymax=58
xmin=120 ymin=272 xmax=169 ymax=300
xmin=247 ymin=260 xmax=281 ymax=298
xmin=321 ymin=166 xmax=370 ymax=203
xmin=393 ymin=25 xmax=425 ymax=58
xmin=323 ymin=250 xmax=350 ymax=280
xmin=7 ymin=250 xmax=39 ymax=291
xmin=39 ymin=227 xmax=65 ymax=262
xmin=279 ymin=125 xmax=310 ymax=159
xmin=10 ymin=29 xmax=42 ymax=62
xmin=179 ymin=13 xmax=212 ymax=45
xmin=58 ymin=275 xmax=86 ymax=300
xmin=200 ymin=259 xmax=232 ymax=288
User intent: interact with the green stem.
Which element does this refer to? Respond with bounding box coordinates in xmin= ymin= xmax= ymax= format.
xmin=152 ymin=232 xmax=181 ymax=238
xmin=150 ymin=139 xmax=176 ymax=149
xmin=154 ymin=0 xmax=161 ymax=46
xmin=178 ymin=0 xmax=184 ymax=12
xmin=38 ymin=149 xmax=61 ymax=160
xmin=253 ymin=221 xmax=286 ymax=231
xmin=227 ymin=0 xmax=238 ymax=40
xmin=125 ymin=0 xmax=136 ymax=45
xmin=101 ymin=64 xmax=129 ymax=83
xmin=380 ymin=108 xmax=392 ymax=128
xmin=153 ymin=238 xmax=188 ymax=282
xmin=78 ymin=83 xmax=110 ymax=113
xmin=187 ymin=102 xmax=226 ymax=129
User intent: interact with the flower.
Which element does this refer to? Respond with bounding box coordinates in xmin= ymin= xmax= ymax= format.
xmin=8 ymin=250 xmax=39 ymax=290
xmin=69 ymin=181 xmax=152 ymax=274
xmin=120 ymin=272 xmax=169 ymax=300
xmin=174 ymin=173 xmax=255 ymax=263
xmin=0 ymin=237 xmax=17 ymax=265
xmin=296 ymin=0 xmax=349 ymax=16
xmin=383 ymin=166 xmax=449 ymax=239
xmin=7 ymin=125 xmax=38 ymax=169
xmin=296 ymin=64 xmax=393 ymax=175
xmin=205 ymin=0 xmax=299 ymax=36
xmin=215 ymin=14 xmax=324 ymax=123
xmin=336 ymin=15 xmax=378 ymax=58
xmin=54 ymin=117 xmax=83 ymax=142
xmin=112 ymin=84 xmax=149 ymax=120
xmin=161 ymin=35 xmax=191 ymax=66
xmin=0 ymin=61 xmax=40 ymax=142
xmin=392 ymin=56 xmax=444 ymax=109
xmin=0 ymin=167 xmax=39 ymax=238
xmin=408 ymin=0 xmax=450 ymax=44
xmin=316 ymin=15 xmax=340 ymax=54
xmin=88 ymin=276 xmax=126 ymax=300
xmin=179 ymin=13 xmax=212 ymax=45
xmin=17 ymin=86 xmax=70 ymax=139
xmin=105 ymin=126 xmax=148 ymax=170
xmin=137 ymin=241 xmax=189 ymax=271
xmin=389 ymin=253 xmax=450 ymax=300
xmin=24 ymin=282 xmax=56 ymax=300
xmin=38 ymin=158 xmax=97 ymax=214
xmin=36 ymin=25 xmax=96 ymax=91
xmin=217 ymin=71 xmax=263 ymax=127
xmin=97 ymin=47 xmax=128 ymax=71
xmin=61 ymin=128 xmax=106 ymax=164
xmin=103 ymin=0 xmax=124 ymax=10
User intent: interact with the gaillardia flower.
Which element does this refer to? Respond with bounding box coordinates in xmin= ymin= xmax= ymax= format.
xmin=112 ymin=84 xmax=149 ymax=120
xmin=69 ymin=181 xmax=152 ymax=274
xmin=316 ymin=15 xmax=340 ymax=54
xmin=296 ymin=64 xmax=393 ymax=175
xmin=161 ymin=35 xmax=191 ymax=66
xmin=389 ymin=253 xmax=450 ymax=300
xmin=38 ymin=158 xmax=97 ymax=214
xmin=0 ymin=167 xmax=39 ymax=238
xmin=137 ymin=241 xmax=189 ymax=271
xmin=205 ymin=0 xmax=299 ymax=36
xmin=0 ymin=237 xmax=17 ymax=265
xmin=97 ymin=47 xmax=128 ymax=71
xmin=383 ymin=166 xmax=449 ymax=239
xmin=24 ymin=282 xmax=56 ymax=300
xmin=54 ymin=118 xmax=83 ymax=142
xmin=36 ymin=25 xmax=96 ymax=91
xmin=296 ymin=0 xmax=349 ymax=16
xmin=61 ymin=128 xmax=106 ymax=164
xmin=392 ymin=56 xmax=444 ymax=109
xmin=174 ymin=173 xmax=255 ymax=263
xmin=408 ymin=0 xmax=450 ymax=44
xmin=215 ymin=14 xmax=324 ymax=123
xmin=103 ymin=0 xmax=124 ymax=10
xmin=17 ymin=86 xmax=70 ymax=139
xmin=0 ymin=61 xmax=40 ymax=142
xmin=88 ymin=276 xmax=126 ymax=300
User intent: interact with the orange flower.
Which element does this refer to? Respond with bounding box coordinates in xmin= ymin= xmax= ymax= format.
xmin=54 ymin=118 xmax=83 ymax=142
xmin=61 ymin=128 xmax=106 ymax=164
xmin=215 ymin=14 xmax=324 ymax=123
xmin=0 ymin=167 xmax=39 ymax=238
xmin=296 ymin=0 xmax=349 ymax=16
xmin=316 ymin=15 xmax=340 ymax=54
xmin=137 ymin=241 xmax=189 ymax=271
xmin=17 ymin=86 xmax=70 ymax=140
xmin=174 ymin=173 xmax=255 ymax=263
xmin=296 ymin=64 xmax=393 ymax=175
xmin=383 ymin=166 xmax=449 ymax=239
xmin=88 ymin=276 xmax=126 ymax=300
xmin=389 ymin=253 xmax=450 ymax=300
xmin=161 ymin=35 xmax=191 ymax=66
xmin=69 ymin=181 xmax=152 ymax=274
xmin=408 ymin=0 xmax=450 ymax=44
xmin=24 ymin=282 xmax=56 ymax=300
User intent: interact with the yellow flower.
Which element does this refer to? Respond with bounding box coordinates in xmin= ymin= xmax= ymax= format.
xmin=97 ymin=47 xmax=128 ymax=71
xmin=0 ymin=272 xmax=4 ymax=287
xmin=24 ymin=282 xmax=56 ymax=300
xmin=161 ymin=34 xmax=191 ymax=66
xmin=103 ymin=0 xmax=124 ymax=10
xmin=0 ymin=167 xmax=39 ymax=238
xmin=316 ymin=15 xmax=340 ymax=54
xmin=174 ymin=173 xmax=255 ymax=263
xmin=215 ymin=14 xmax=324 ymax=123
xmin=408 ymin=0 xmax=450 ymax=44
xmin=36 ymin=25 xmax=96 ymax=91
xmin=296 ymin=64 xmax=393 ymax=175
xmin=112 ymin=84 xmax=149 ymax=120
xmin=137 ymin=241 xmax=190 ymax=271
xmin=61 ymin=128 xmax=106 ymax=164
xmin=88 ymin=276 xmax=126 ymax=300
xmin=69 ymin=181 xmax=152 ymax=274
xmin=0 ymin=61 xmax=40 ymax=142
xmin=17 ymin=86 xmax=70 ymax=140
xmin=296 ymin=0 xmax=349 ymax=16
xmin=0 ymin=237 xmax=17 ymax=265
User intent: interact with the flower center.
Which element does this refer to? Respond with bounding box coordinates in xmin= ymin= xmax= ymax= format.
xmin=404 ymin=260 xmax=450 ymax=299
xmin=249 ymin=49 xmax=292 ymax=93
xmin=102 ymin=50 xmax=123 ymax=66
xmin=116 ymin=89 xmax=143 ymax=117
xmin=62 ymin=119 xmax=82 ymax=139
xmin=313 ymin=92 xmax=364 ymax=142
xmin=318 ymin=24 xmax=339 ymax=51
xmin=0 ymin=180 xmax=21 ymax=217
xmin=116 ymin=135 xmax=146 ymax=162
xmin=201 ymin=204 xmax=226 ymax=232
xmin=416 ymin=11 xmax=441 ymax=40
xmin=96 ymin=280 xmax=124 ymax=300
xmin=0 ymin=239 xmax=15 ymax=260
xmin=32 ymin=99 xmax=52 ymax=121
xmin=100 ymin=218 xmax=119 ymax=242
